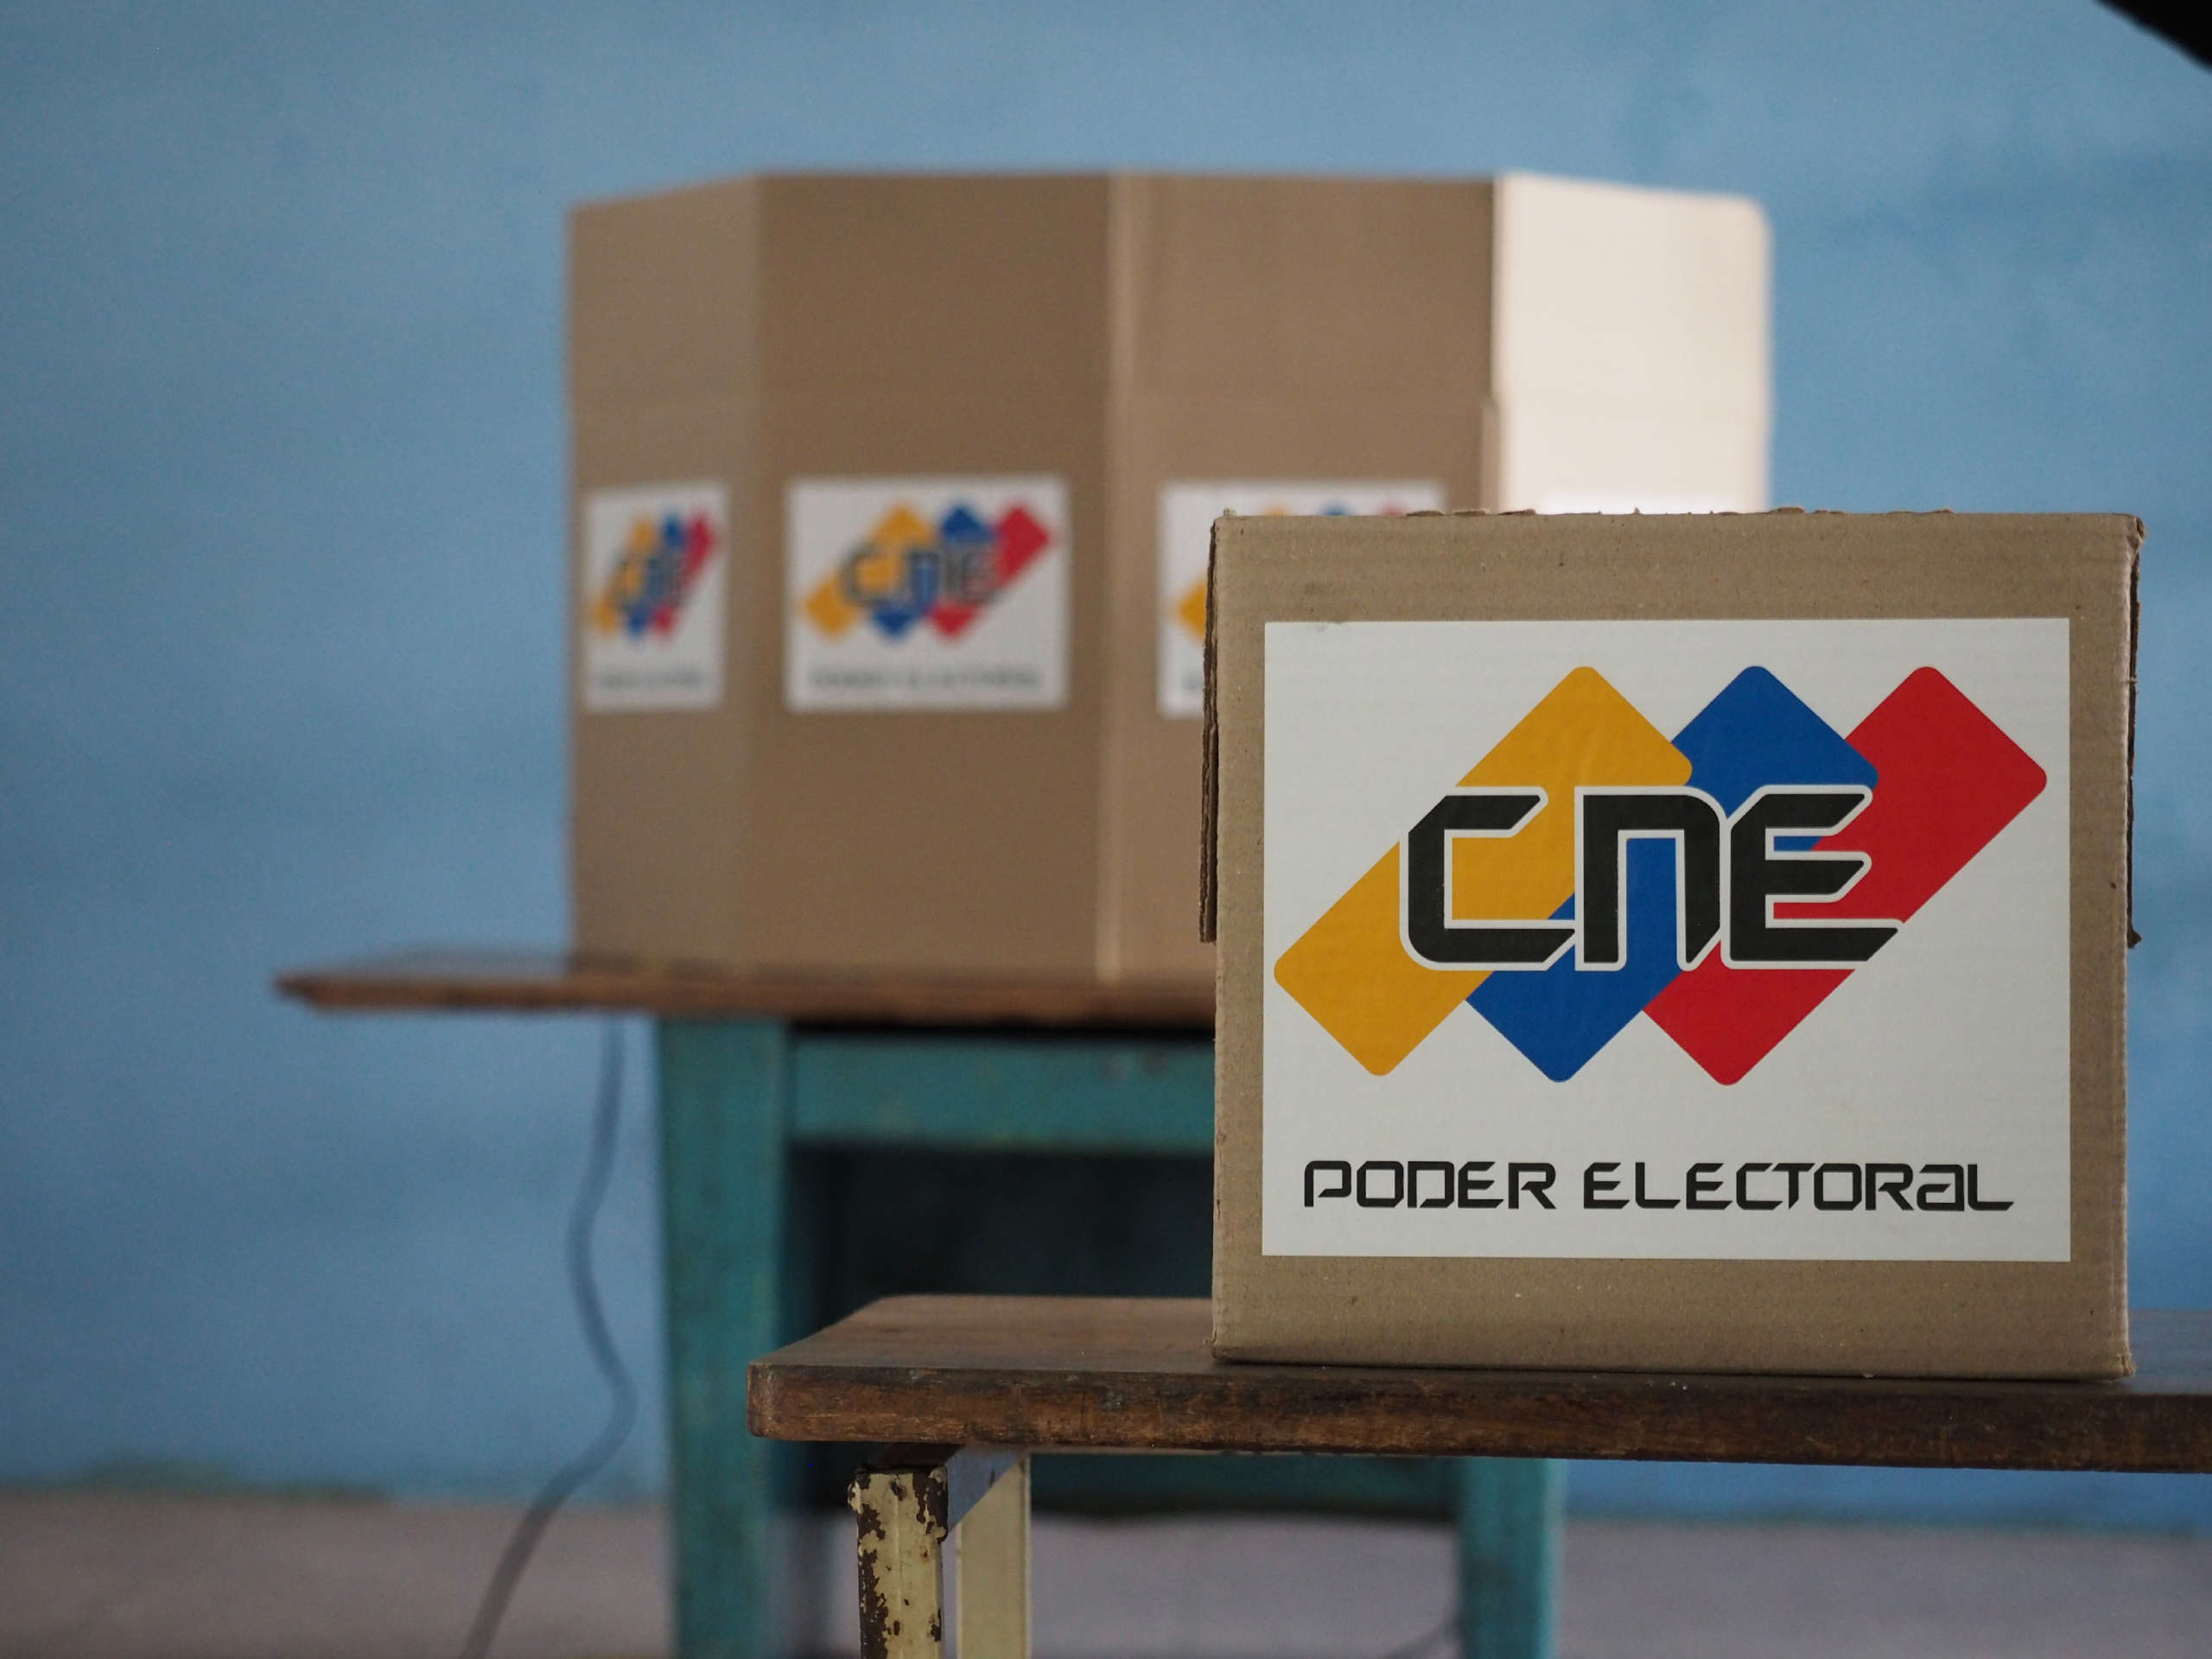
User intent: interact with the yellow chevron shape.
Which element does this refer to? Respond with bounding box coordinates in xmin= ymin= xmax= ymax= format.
xmin=1272 ymin=666 xmax=1689 ymax=1076
xmin=1174 ymin=576 xmax=1209 ymax=644
xmin=803 ymin=504 xmax=938 ymax=639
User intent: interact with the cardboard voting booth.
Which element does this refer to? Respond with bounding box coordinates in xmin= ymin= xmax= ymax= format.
xmin=1203 ymin=509 xmax=2139 ymax=1378
xmin=568 ymin=172 xmax=1768 ymax=985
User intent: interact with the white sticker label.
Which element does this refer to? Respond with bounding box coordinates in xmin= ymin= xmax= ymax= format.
xmin=786 ymin=477 xmax=1070 ymax=712
xmin=1157 ymin=480 xmax=1446 ymax=718
xmin=580 ymin=482 xmax=728 ymax=712
xmin=1262 ymin=619 xmax=2070 ymax=1262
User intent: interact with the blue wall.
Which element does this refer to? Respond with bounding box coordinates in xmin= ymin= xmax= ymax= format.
xmin=2 ymin=1 xmax=2207 ymax=1524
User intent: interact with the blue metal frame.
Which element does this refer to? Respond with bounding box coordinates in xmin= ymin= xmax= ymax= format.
xmin=658 ymin=1016 xmax=1560 ymax=1659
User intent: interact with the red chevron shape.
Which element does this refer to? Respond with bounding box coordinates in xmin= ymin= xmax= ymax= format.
xmin=1644 ymin=668 xmax=2048 ymax=1084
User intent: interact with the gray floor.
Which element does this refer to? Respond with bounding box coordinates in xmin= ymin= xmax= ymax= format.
xmin=3 ymin=1491 xmax=2210 ymax=1658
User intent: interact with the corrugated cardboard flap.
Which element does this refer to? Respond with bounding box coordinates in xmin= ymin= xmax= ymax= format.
xmin=1198 ymin=514 xmax=1223 ymax=944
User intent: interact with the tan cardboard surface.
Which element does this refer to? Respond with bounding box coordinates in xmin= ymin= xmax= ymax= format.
xmin=1206 ymin=510 xmax=2137 ymax=1378
xmin=569 ymin=178 xmax=758 ymax=409
xmin=1114 ymin=177 xmax=1495 ymax=397
xmin=1099 ymin=176 xmax=1502 ymax=982
xmin=1101 ymin=394 xmax=1491 ymax=982
xmin=757 ymin=175 xmax=1110 ymax=394
xmin=570 ymin=396 xmax=754 ymax=963
xmin=569 ymin=171 xmax=1770 ymax=986
xmin=746 ymin=389 xmax=1108 ymax=976
xmin=573 ymin=176 xmax=1111 ymax=976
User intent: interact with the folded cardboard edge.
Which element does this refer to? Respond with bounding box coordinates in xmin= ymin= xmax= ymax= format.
xmin=2127 ymin=516 xmax=2145 ymax=949
xmin=1198 ymin=515 xmax=1223 ymax=945
xmin=1198 ymin=505 xmax=1484 ymax=945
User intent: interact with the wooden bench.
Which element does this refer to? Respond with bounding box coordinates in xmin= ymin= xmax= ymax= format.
xmin=749 ymin=1294 xmax=2212 ymax=1659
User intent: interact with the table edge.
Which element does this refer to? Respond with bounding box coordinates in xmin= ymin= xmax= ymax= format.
xmin=745 ymin=1298 xmax=2212 ymax=1474
xmin=275 ymin=950 xmax=1216 ymax=1027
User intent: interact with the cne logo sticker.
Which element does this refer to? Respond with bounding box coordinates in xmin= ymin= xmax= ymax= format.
xmin=801 ymin=501 xmax=1053 ymax=644
xmin=1260 ymin=618 xmax=2071 ymax=1262
xmin=786 ymin=478 xmax=1070 ymax=712
xmin=594 ymin=509 xmax=720 ymax=641
xmin=1274 ymin=662 xmax=2047 ymax=1083
xmin=1156 ymin=481 xmax=1445 ymax=717
xmin=580 ymin=481 xmax=728 ymax=712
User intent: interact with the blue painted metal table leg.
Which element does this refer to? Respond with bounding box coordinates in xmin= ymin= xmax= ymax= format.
xmin=652 ymin=1014 xmax=1563 ymax=1659
xmin=658 ymin=1018 xmax=789 ymax=1659
xmin=1457 ymin=1457 xmax=1562 ymax=1658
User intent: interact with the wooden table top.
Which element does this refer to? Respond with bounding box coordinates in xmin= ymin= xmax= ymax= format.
xmin=276 ymin=950 xmax=1214 ymax=1029
xmin=747 ymin=1295 xmax=2212 ymax=1474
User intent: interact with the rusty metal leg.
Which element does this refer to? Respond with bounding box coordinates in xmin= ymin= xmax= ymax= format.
xmin=849 ymin=1447 xmax=1027 ymax=1659
xmin=850 ymin=1463 xmax=946 ymax=1659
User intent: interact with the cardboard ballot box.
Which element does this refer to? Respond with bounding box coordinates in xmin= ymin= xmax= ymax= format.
xmin=569 ymin=173 xmax=1767 ymax=982
xmin=1204 ymin=510 xmax=2139 ymax=1378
